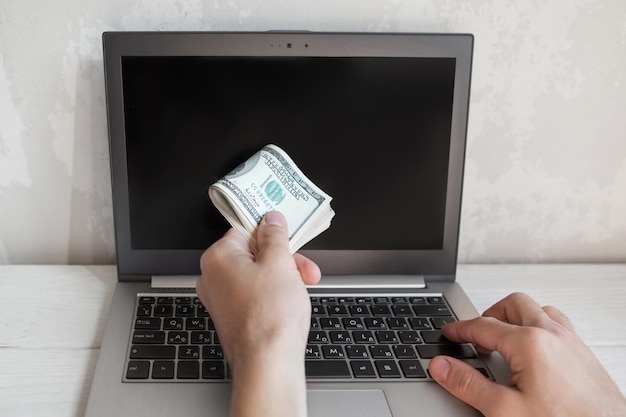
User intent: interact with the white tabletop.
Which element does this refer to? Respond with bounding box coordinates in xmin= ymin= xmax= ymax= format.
xmin=1 ymin=264 xmax=625 ymax=417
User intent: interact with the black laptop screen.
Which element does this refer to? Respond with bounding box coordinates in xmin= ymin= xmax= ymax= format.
xmin=121 ymin=56 xmax=455 ymax=251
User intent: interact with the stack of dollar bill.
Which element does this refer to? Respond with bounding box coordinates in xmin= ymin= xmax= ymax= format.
xmin=209 ymin=144 xmax=335 ymax=254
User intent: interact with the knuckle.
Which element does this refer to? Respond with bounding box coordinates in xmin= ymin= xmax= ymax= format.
xmin=519 ymin=326 xmax=552 ymax=351
xmin=507 ymin=291 xmax=530 ymax=303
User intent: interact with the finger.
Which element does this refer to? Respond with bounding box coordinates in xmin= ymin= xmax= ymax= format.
xmin=483 ymin=292 xmax=553 ymax=328
xmin=199 ymin=228 xmax=250 ymax=273
xmin=441 ymin=316 xmax=520 ymax=360
xmin=294 ymin=253 xmax=321 ymax=285
xmin=542 ymin=305 xmax=577 ymax=333
xmin=255 ymin=211 xmax=290 ymax=260
xmin=429 ymin=356 xmax=514 ymax=415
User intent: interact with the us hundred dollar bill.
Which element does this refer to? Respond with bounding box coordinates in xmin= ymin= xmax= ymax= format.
xmin=208 ymin=144 xmax=335 ymax=254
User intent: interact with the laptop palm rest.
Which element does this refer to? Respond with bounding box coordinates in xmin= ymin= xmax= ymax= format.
xmin=307 ymin=390 xmax=392 ymax=417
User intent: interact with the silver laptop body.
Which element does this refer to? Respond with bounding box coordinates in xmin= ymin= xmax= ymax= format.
xmin=86 ymin=31 xmax=509 ymax=417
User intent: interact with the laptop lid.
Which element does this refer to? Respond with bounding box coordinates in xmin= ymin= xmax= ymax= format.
xmin=102 ymin=31 xmax=473 ymax=281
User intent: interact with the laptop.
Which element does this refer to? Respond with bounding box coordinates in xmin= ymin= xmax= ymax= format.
xmin=86 ymin=31 xmax=510 ymax=417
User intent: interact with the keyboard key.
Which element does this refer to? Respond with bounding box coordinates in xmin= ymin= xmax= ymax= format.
xmin=179 ymin=345 xmax=200 ymax=359
xmin=175 ymin=304 xmax=195 ymax=317
xmin=431 ymin=316 xmax=455 ymax=329
xmin=135 ymin=318 xmax=161 ymax=330
xmin=387 ymin=317 xmax=409 ymax=330
xmin=408 ymin=317 xmax=432 ymax=330
xmin=320 ymin=318 xmax=342 ymax=329
xmin=186 ymin=318 xmax=206 ymax=330
xmin=206 ymin=317 xmax=216 ymax=330
xmin=167 ymin=331 xmax=189 ymax=344
xmin=157 ymin=297 xmax=173 ymax=304
xmin=202 ymin=361 xmax=226 ymax=379
xmin=348 ymin=305 xmax=369 ymax=316
xmin=399 ymin=360 xmax=426 ymax=378
xmin=329 ymin=331 xmax=352 ymax=344
xmin=342 ymin=317 xmax=364 ymax=329
xmin=153 ymin=305 xmax=174 ymax=317
xmin=416 ymin=344 xmax=476 ymax=359
xmin=126 ymin=360 xmax=150 ymax=379
xmin=350 ymin=360 xmax=376 ymax=378
xmin=308 ymin=330 xmax=329 ymax=344
xmin=136 ymin=304 xmax=152 ymax=317
xmin=391 ymin=305 xmax=413 ymax=316
xmin=409 ymin=297 xmax=427 ymax=304
xmin=327 ymin=304 xmax=348 ymax=316
xmin=152 ymin=361 xmax=175 ymax=379
xmin=393 ymin=345 xmax=417 ymax=359
xmin=427 ymin=297 xmax=445 ymax=305
xmin=364 ymin=318 xmax=387 ymax=329
xmin=175 ymin=297 xmax=192 ymax=304
xmin=177 ymin=361 xmax=200 ymax=379
xmin=412 ymin=305 xmax=451 ymax=316
xmin=375 ymin=360 xmax=401 ymax=378
xmin=370 ymin=305 xmax=392 ymax=316
xmin=130 ymin=345 xmax=176 ymax=359
xmin=197 ymin=305 xmax=210 ymax=317
xmin=190 ymin=331 xmax=212 ymax=344
xmin=345 ymin=345 xmax=369 ymax=359
xmin=163 ymin=318 xmax=184 ymax=330
xmin=305 ymin=360 xmax=351 ymax=378
xmin=369 ymin=345 xmax=393 ymax=359
xmin=203 ymin=345 xmax=224 ymax=359
xmin=305 ymin=345 xmax=321 ymax=359
xmin=311 ymin=304 xmax=324 ymax=316
xmin=321 ymin=345 xmax=345 ymax=359
xmin=139 ymin=296 xmax=155 ymax=304
xmin=352 ymin=330 xmax=375 ymax=344
xmin=421 ymin=330 xmax=452 ymax=344
xmin=398 ymin=330 xmax=421 ymax=344
xmin=132 ymin=330 xmax=165 ymax=344
xmin=375 ymin=330 xmax=398 ymax=344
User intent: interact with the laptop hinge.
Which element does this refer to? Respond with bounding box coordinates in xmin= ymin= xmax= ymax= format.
xmin=151 ymin=274 xmax=427 ymax=290
xmin=308 ymin=275 xmax=426 ymax=289
xmin=151 ymin=275 xmax=198 ymax=289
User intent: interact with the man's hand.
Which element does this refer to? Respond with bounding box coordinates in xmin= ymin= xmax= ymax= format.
xmin=429 ymin=292 xmax=626 ymax=417
xmin=196 ymin=211 xmax=320 ymax=417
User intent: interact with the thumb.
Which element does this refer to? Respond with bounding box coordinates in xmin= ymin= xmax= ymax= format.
xmin=255 ymin=211 xmax=290 ymax=257
xmin=429 ymin=356 xmax=511 ymax=415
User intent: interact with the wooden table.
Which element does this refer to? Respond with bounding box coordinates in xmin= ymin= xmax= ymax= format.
xmin=1 ymin=264 xmax=625 ymax=416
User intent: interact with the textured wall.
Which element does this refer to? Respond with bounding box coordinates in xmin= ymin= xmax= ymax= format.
xmin=1 ymin=0 xmax=625 ymax=264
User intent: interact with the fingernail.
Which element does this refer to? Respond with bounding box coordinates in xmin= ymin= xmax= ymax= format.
xmin=430 ymin=357 xmax=450 ymax=383
xmin=263 ymin=211 xmax=287 ymax=227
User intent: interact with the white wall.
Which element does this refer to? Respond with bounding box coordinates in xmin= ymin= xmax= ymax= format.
xmin=1 ymin=0 xmax=625 ymax=264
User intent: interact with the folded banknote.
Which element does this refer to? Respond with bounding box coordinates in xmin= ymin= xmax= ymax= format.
xmin=209 ymin=144 xmax=335 ymax=254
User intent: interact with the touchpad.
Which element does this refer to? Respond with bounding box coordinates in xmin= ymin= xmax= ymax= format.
xmin=307 ymin=390 xmax=392 ymax=417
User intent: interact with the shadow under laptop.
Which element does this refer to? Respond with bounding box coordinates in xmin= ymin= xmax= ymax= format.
xmin=74 ymin=265 xmax=118 ymax=417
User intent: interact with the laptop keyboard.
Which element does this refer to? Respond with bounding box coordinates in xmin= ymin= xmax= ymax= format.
xmin=124 ymin=294 xmax=489 ymax=382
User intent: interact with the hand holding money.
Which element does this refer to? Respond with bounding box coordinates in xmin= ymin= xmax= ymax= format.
xmin=209 ymin=145 xmax=335 ymax=254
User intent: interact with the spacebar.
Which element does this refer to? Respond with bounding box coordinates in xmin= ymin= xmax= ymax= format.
xmin=305 ymin=361 xmax=351 ymax=378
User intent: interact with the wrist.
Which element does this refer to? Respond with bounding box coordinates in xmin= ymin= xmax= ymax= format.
xmin=229 ymin=338 xmax=307 ymax=417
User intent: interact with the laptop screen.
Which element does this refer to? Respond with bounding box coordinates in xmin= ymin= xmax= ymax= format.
xmin=104 ymin=33 xmax=473 ymax=277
